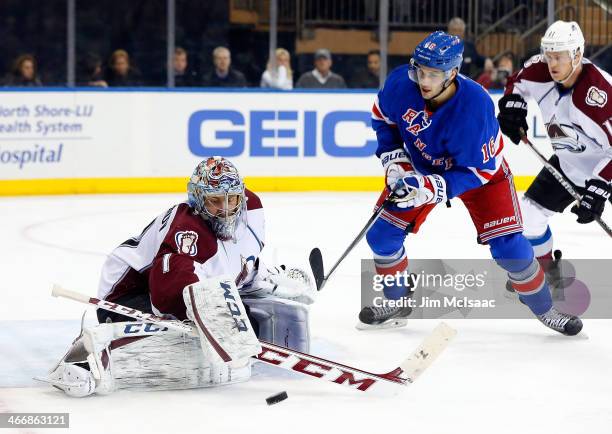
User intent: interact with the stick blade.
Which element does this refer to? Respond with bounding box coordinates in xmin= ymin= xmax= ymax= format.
xmin=382 ymin=322 xmax=456 ymax=385
xmin=308 ymin=248 xmax=325 ymax=291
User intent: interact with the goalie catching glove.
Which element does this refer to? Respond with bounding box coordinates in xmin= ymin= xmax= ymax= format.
xmin=243 ymin=261 xmax=316 ymax=305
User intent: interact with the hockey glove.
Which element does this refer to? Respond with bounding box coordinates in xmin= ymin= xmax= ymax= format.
xmin=497 ymin=94 xmax=528 ymax=144
xmin=380 ymin=149 xmax=415 ymax=191
xmin=391 ymin=174 xmax=447 ymax=209
xmin=570 ymin=179 xmax=611 ymax=224
xmin=248 ymin=263 xmax=316 ymax=305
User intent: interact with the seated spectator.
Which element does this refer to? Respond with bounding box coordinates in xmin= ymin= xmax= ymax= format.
xmin=79 ymin=53 xmax=107 ymax=87
xmin=476 ymin=53 xmax=514 ymax=90
xmin=105 ymin=49 xmax=142 ymax=86
xmin=4 ymin=54 xmax=42 ymax=87
xmin=351 ymin=49 xmax=381 ymax=88
xmin=173 ymin=47 xmax=198 ymax=87
xmin=296 ymin=49 xmax=346 ymax=89
xmin=261 ymin=48 xmax=293 ymax=90
xmin=476 ymin=59 xmax=495 ymax=89
xmin=448 ymin=17 xmax=492 ymax=78
xmin=202 ymin=46 xmax=247 ymax=87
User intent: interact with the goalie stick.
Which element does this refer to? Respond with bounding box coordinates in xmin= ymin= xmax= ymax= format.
xmin=519 ymin=130 xmax=612 ymax=238
xmin=51 ymin=284 xmax=455 ymax=396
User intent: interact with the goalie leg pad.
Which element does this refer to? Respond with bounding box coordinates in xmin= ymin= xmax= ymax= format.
xmin=183 ymin=276 xmax=262 ymax=363
xmin=243 ymin=297 xmax=310 ymax=352
xmin=38 ymin=324 xmax=115 ymax=397
xmin=44 ymin=363 xmax=97 ymax=398
xmin=40 ymin=321 xmax=251 ymax=397
xmin=110 ymin=329 xmax=251 ymax=390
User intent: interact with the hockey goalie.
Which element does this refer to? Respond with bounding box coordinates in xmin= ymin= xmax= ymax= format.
xmin=38 ymin=157 xmax=316 ymax=397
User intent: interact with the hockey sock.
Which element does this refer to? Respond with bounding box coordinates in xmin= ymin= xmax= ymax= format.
xmin=374 ymin=246 xmax=410 ymax=300
xmin=508 ymin=259 xmax=553 ymax=315
xmin=525 ymin=226 xmax=553 ymax=259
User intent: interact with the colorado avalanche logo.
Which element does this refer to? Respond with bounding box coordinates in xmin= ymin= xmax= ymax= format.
xmin=235 ymin=255 xmax=254 ymax=286
xmin=402 ymin=108 xmax=432 ymax=136
xmin=585 ymin=86 xmax=607 ymax=108
xmin=546 ymin=116 xmax=585 ymax=153
xmin=175 ymin=231 xmax=198 ymax=256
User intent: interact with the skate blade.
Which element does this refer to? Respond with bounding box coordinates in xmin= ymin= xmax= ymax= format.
xmin=355 ymin=318 xmax=408 ymax=331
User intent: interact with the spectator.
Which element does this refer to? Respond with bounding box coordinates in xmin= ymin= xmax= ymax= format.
xmin=352 ymin=49 xmax=381 ymax=88
xmin=447 ymin=17 xmax=493 ymax=79
xmin=105 ymin=49 xmax=142 ymax=86
xmin=491 ymin=53 xmax=514 ymax=89
xmin=260 ymin=48 xmax=293 ymax=90
xmin=476 ymin=53 xmax=514 ymax=90
xmin=296 ymin=49 xmax=347 ymax=89
xmin=202 ymin=46 xmax=247 ymax=87
xmin=476 ymin=58 xmax=495 ymax=89
xmin=79 ymin=53 xmax=107 ymax=87
xmin=173 ymin=47 xmax=198 ymax=87
xmin=4 ymin=54 xmax=42 ymax=87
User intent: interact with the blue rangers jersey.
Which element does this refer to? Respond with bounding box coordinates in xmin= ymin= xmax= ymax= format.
xmin=371 ymin=65 xmax=505 ymax=198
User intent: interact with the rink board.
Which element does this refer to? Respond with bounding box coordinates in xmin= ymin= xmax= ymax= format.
xmin=0 ymin=88 xmax=550 ymax=195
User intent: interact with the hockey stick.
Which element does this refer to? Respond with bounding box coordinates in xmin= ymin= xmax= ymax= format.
xmin=309 ymin=189 xmax=412 ymax=291
xmin=52 ymin=284 xmax=455 ymax=395
xmin=519 ymin=130 xmax=612 ymax=238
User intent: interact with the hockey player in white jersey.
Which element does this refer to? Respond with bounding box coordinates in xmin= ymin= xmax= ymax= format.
xmin=497 ymin=20 xmax=611 ymax=283
xmin=39 ymin=157 xmax=316 ymax=397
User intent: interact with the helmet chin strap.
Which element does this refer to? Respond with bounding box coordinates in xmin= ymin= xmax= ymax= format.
xmin=424 ymin=77 xmax=453 ymax=102
xmin=422 ymin=69 xmax=457 ymax=105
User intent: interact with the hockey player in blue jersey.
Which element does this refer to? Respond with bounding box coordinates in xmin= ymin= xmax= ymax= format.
xmin=361 ymin=31 xmax=582 ymax=335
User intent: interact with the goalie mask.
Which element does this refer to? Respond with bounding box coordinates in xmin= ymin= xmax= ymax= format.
xmin=187 ymin=157 xmax=246 ymax=241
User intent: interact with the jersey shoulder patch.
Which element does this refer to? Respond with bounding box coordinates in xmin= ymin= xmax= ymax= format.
xmin=572 ymin=63 xmax=612 ymax=124
xmin=165 ymin=203 xmax=218 ymax=263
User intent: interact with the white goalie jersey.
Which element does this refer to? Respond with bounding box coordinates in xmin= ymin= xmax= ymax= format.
xmin=506 ymin=56 xmax=612 ymax=186
xmin=98 ymin=190 xmax=265 ymax=319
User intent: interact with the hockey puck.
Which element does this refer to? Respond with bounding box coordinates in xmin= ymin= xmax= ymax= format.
xmin=266 ymin=391 xmax=288 ymax=405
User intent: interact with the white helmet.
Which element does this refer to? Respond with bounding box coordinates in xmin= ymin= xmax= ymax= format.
xmin=541 ymin=20 xmax=585 ymax=59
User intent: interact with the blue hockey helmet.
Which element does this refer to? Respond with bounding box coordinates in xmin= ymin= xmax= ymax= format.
xmin=412 ymin=31 xmax=464 ymax=72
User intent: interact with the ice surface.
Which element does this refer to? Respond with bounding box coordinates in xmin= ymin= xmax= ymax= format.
xmin=1 ymin=192 xmax=611 ymax=434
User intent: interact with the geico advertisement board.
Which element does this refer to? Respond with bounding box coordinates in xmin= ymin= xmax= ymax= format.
xmin=0 ymin=90 xmax=552 ymax=181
